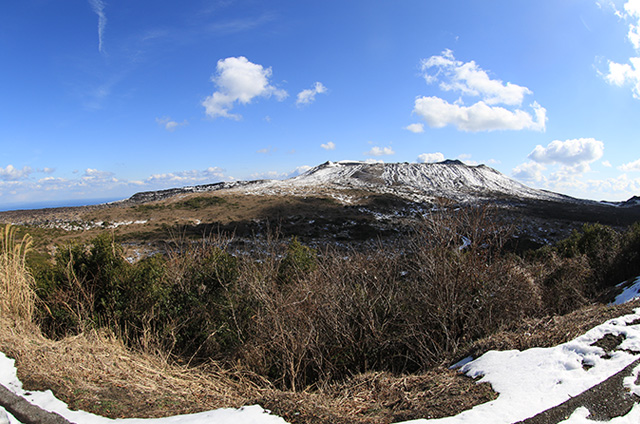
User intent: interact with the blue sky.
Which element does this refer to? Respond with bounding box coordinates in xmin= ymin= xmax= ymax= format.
xmin=2 ymin=0 xmax=640 ymax=209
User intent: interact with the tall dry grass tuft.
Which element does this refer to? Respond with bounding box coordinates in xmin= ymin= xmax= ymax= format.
xmin=0 ymin=224 xmax=35 ymax=322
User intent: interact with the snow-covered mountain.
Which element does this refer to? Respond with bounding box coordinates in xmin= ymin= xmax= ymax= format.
xmin=228 ymin=160 xmax=581 ymax=204
xmin=122 ymin=160 xmax=599 ymax=207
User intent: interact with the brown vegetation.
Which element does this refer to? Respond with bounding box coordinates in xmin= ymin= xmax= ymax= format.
xmin=1 ymin=205 xmax=639 ymax=423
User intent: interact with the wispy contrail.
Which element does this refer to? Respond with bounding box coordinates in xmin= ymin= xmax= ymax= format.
xmin=89 ymin=0 xmax=107 ymax=53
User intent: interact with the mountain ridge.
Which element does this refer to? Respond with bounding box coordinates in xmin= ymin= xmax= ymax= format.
xmin=120 ymin=160 xmax=587 ymax=206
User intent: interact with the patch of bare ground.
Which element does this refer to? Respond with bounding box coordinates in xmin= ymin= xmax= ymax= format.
xmin=464 ymin=299 xmax=640 ymax=361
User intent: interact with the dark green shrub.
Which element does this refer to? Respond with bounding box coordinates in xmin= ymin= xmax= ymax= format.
xmin=616 ymin=222 xmax=640 ymax=282
xmin=555 ymin=223 xmax=620 ymax=288
xmin=156 ymin=244 xmax=241 ymax=360
xmin=33 ymin=234 xmax=243 ymax=361
xmin=33 ymin=233 xmax=131 ymax=337
xmin=277 ymin=237 xmax=317 ymax=285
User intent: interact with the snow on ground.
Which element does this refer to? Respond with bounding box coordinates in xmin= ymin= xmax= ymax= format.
xmin=2 ymin=302 xmax=640 ymax=423
xmin=415 ymin=306 xmax=640 ymax=423
xmin=612 ymin=276 xmax=640 ymax=305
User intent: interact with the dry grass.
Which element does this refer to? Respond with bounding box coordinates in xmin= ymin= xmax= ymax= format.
xmin=0 ymin=317 xmax=261 ymax=418
xmin=0 ymin=219 xmax=498 ymax=422
xmin=3 ymin=301 xmax=636 ymax=423
xmin=2 ymin=214 xmax=638 ymax=423
xmin=0 ymin=224 xmax=35 ymax=322
xmin=256 ymin=369 xmax=496 ymax=424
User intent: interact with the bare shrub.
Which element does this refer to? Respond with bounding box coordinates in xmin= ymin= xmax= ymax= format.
xmin=238 ymin=246 xmax=407 ymax=390
xmin=234 ymin=206 xmax=541 ymax=390
xmin=396 ymin=206 xmax=540 ymax=364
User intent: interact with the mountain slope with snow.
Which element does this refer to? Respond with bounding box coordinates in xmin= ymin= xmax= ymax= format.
xmin=217 ymin=160 xmax=583 ymax=205
xmin=295 ymin=160 xmax=573 ymax=201
xmin=117 ymin=160 xmax=616 ymax=209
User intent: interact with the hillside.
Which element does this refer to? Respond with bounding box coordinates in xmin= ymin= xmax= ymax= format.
xmin=0 ymin=160 xmax=638 ymax=258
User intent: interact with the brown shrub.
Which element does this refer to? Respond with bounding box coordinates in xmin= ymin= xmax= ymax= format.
xmin=536 ymin=251 xmax=592 ymax=315
xmin=234 ymin=206 xmax=543 ymax=390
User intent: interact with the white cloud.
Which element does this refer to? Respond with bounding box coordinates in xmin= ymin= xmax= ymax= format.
xmin=88 ymin=0 xmax=107 ymax=53
xmin=0 ymin=166 xmax=234 ymax=207
xmin=455 ymin=154 xmax=478 ymax=165
xmin=405 ymin=123 xmax=425 ymax=133
xmin=156 ymin=117 xmax=188 ymax=131
xmin=421 ymin=49 xmax=532 ymax=106
xmin=250 ymin=165 xmax=310 ymax=180
xmin=290 ymin=165 xmax=312 ymax=177
xmin=417 ymin=152 xmax=445 ymax=163
xmin=602 ymin=160 xmax=612 ymax=167
xmin=256 ymin=146 xmax=275 ymax=154
xmin=296 ymin=82 xmax=327 ymax=106
xmin=528 ymin=138 xmax=604 ymax=166
xmin=604 ymin=1 xmax=640 ymax=98
xmin=605 ymin=58 xmax=640 ymax=98
xmin=250 ymin=171 xmax=283 ymax=179
xmin=415 ymin=50 xmax=545 ymax=132
xmin=145 ymin=167 xmax=225 ymax=185
xmin=620 ymin=158 xmax=640 ymax=171
xmin=202 ymin=56 xmax=287 ymax=120
xmin=365 ymin=146 xmax=395 ymax=156
xmin=515 ymin=139 xmax=609 ymax=196
xmin=512 ymin=161 xmax=547 ymax=183
xmin=586 ymin=173 xmax=640 ymax=195
xmin=625 ymin=0 xmax=640 ymax=48
xmin=535 ymin=172 xmax=640 ymax=201
xmin=321 ymin=141 xmax=336 ymax=150
xmin=0 ymin=165 xmax=32 ymax=181
xmin=413 ymin=97 xmax=547 ymax=132
xmin=82 ymin=168 xmax=117 ymax=183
